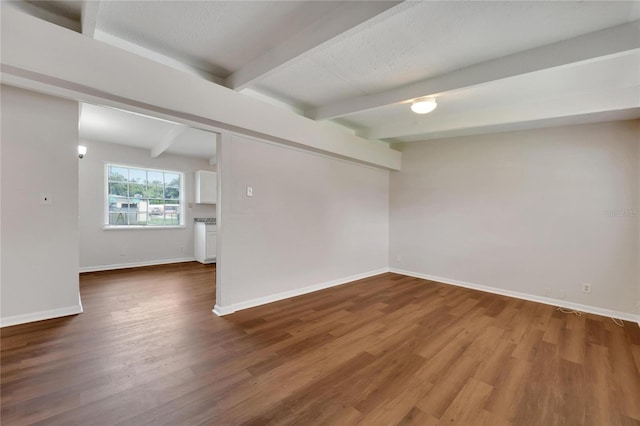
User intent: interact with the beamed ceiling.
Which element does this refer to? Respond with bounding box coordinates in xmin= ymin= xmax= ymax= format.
xmin=8 ymin=0 xmax=640 ymax=160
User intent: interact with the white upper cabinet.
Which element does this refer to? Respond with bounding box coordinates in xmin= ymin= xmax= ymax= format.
xmin=195 ymin=170 xmax=217 ymax=204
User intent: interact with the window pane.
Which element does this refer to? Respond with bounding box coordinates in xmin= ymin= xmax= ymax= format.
xmin=137 ymin=200 xmax=149 ymax=214
xmin=165 ymin=186 xmax=180 ymax=200
xmin=147 ymin=185 xmax=164 ymax=199
xmin=164 ymin=203 xmax=179 ymax=215
xmin=129 ymin=168 xmax=146 ymax=183
xmin=134 ymin=200 xmax=149 ymax=225
xmin=109 ymin=166 xmax=128 ymax=182
xmin=108 ymin=202 xmax=120 ymax=225
xmin=164 ymin=202 xmax=180 ymax=225
xmin=147 ymin=171 xmax=163 ymax=185
xmin=164 ymin=172 xmax=180 ymax=187
xmin=149 ymin=215 xmax=165 ymax=226
xmin=129 ymin=183 xmax=145 ymax=198
xmin=148 ymin=200 xmax=163 ymax=217
xmin=108 ymin=182 xmax=128 ymax=197
xmin=106 ymin=164 xmax=183 ymax=227
xmin=108 ymin=197 xmax=135 ymax=225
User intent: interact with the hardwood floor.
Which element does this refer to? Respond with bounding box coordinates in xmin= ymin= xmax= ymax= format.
xmin=2 ymin=262 xmax=639 ymax=425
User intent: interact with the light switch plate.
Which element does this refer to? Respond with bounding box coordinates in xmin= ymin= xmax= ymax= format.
xmin=247 ymin=186 xmax=253 ymax=197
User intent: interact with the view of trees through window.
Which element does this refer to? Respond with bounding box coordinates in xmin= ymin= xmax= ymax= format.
xmin=107 ymin=164 xmax=182 ymax=226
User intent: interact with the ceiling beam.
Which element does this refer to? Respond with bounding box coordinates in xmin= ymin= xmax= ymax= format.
xmin=308 ymin=21 xmax=640 ymax=121
xmin=392 ymin=108 xmax=640 ymax=143
xmin=81 ymin=1 xmax=100 ymax=37
xmin=225 ymin=1 xmax=403 ymax=91
xmin=0 ymin=7 xmax=401 ymax=170
xmin=363 ymin=85 xmax=640 ymax=141
xmin=151 ymin=126 xmax=188 ymax=158
xmin=1 ymin=1 xmax=80 ymax=32
xmin=93 ymin=30 xmax=225 ymax=85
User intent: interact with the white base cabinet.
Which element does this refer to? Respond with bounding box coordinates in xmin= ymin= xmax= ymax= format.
xmin=195 ymin=222 xmax=216 ymax=264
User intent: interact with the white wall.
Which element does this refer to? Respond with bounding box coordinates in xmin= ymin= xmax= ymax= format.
xmin=79 ymin=140 xmax=216 ymax=271
xmin=215 ymin=134 xmax=389 ymax=313
xmin=390 ymin=120 xmax=640 ymax=318
xmin=1 ymin=85 xmax=82 ymax=326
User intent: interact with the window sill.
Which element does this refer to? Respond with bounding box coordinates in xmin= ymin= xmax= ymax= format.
xmin=103 ymin=225 xmax=187 ymax=231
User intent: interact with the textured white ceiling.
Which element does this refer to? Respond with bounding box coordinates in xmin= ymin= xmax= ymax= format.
xmin=80 ymin=103 xmax=174 ymax=149
xmin=14 ymin=0 xmax=640 ymax=146
xmin=97 ymin=0 xmax=349 ymax=77
xmin=340 ymin=52 xmax=640 ymax=137
xmin=25 ymin=0 xmax=80 ymax=20
xmin=165 ymin=127 xmax=217 ymax=159
xmin=79 ymin=103 xmax=217 ymax=160
xmin=254 ymin=54 xmax=370 ymax=110
xmin=256 ymin=1 xmax=639 ymax=108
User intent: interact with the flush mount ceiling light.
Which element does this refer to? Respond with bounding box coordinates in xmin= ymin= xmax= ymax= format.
xmin=410 ymin=98 xmax=437 ymax=114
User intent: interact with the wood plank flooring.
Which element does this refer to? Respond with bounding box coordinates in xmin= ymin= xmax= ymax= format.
xmin=2 ymin=262 xmax=639 ymax=425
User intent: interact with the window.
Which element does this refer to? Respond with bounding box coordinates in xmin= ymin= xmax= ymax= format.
xmin=106 ymin=164 xmax=183 ymax=227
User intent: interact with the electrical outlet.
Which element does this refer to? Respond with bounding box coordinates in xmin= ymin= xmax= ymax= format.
xmin=396 ymin=254 xmax=402 ymax=262
xmin=582 ymin=283 xmax=592 ymax=294
xmin=543 ymin=288 xmax=551 ymax=297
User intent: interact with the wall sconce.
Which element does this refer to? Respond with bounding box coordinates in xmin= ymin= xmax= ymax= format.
xmin=78 ymin=145 xmax=87 ymax=159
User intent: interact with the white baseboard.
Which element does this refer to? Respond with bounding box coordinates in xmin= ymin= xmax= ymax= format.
xmin=212 ymin=268 xmax=390 ymax=316
xmin=79 ymin=257 xmax=196 ymax=273
xmin=213 ymin=304 xmax=232 ymax=316
xmin=390 ymin=268 xmax=640 ymax=324
xmin=1 ymin=303 xmax=83 ymax=328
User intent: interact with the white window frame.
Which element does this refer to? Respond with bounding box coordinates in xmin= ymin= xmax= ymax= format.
xmin=104 ymin=163 xmax=186 ymax=230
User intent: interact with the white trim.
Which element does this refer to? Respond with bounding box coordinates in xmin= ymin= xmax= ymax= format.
xmin=213 ymin=304 xmax=233 ymax=316
xmin=390 ymin=268 xmax=640 ymax=324
xmin=79 ymin=257 xmax=196 ymax=273
xmin=103 ymin=225 xmax=187 ymax=231
xmin=212 ymin=268 xmax=390 ymax=316
xmin=1 ymin=304 xmax=83 ymax=328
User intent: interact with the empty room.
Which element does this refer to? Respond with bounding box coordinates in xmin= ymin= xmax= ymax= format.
xmin=1 ymin=1 xmax=639 ymax=425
